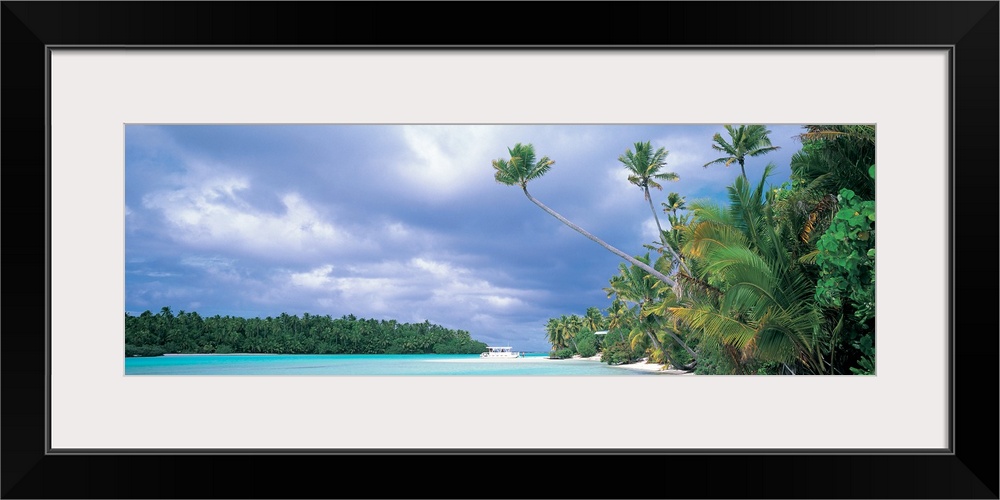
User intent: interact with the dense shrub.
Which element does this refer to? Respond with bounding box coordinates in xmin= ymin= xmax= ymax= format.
xmin=601 ymin=340 xmax=639 ymax=365
xmin=576 ymin=338 xmax=597 ymax=358
xmin=550 ymin=347 xmax=575 ymax=359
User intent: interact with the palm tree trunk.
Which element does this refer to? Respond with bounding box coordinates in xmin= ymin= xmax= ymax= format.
xmin=663 ymin=328 xmax=697 ymax=359
xmin=643 ymin=187 xmax=692 ymax=275
xmin=645 ymin=328 xmax=680 ymax=368
xmin=522 ymin=187 xmax=677 ymax=287
xmin=739 ymin=159 xmax=747 ymax=180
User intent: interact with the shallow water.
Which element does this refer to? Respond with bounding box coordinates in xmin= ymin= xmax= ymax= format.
xmin=124 ymin=353 xmax=655 ymax=376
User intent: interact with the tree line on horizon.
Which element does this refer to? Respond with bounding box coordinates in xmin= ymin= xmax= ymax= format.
xmin=496 ymin=125 xmax=876 ymax=375
xmin=125 ymin=308 xmax=488 ymax=357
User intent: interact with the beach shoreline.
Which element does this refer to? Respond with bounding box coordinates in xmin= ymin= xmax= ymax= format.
xmin=568 ymin=353 xmax=695 ymax=375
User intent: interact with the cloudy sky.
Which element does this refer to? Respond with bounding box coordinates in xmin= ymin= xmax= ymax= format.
xmin=125 ymin=124 xmax=805 ymax=352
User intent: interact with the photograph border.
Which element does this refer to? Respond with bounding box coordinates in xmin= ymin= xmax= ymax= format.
xmin=3 ymin=2 xmax=997 ymax=498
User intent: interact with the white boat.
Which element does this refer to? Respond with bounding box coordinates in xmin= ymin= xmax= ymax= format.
xmin=480 ymin=346 xmax=524 ymax=358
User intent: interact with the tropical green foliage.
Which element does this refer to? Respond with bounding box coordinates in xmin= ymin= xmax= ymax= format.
xmin=791 ymin=125 xmax=875 ymax=200
xmin=605 ymin=253 xmax=697 ymax=369
xmin=815 ymin=188 xmax=876 ymax=320
xmin=508 ymin=124 xmax=875 ymax=375
xmin=124 ymin=308 xmax=488 ymax=356
xmin=574 ymin=329 xmax=599 ymax=358
xmin=601 ymin=338 xmax=643 ymax=365
xmin=492 ymin=142 xmax=554 ymax=189
xmin=550 ymin=347 xmax=575 ymax=359
xmin=670 ymin=169 xmax=830 ymax=374
xmin=672 ymin=125 xmax=875 ymax=374
xmin=703 ymin=125 xmax=781 ymax=180
xmin=544 ymin=313 xmax=596 ymax=356
xmin=795 ymin=126 xmax=876 ymax=374
xmin=576 ymin=338 xmax=598 ymax=358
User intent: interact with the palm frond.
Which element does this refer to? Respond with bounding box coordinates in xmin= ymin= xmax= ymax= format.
xmin=684 ymin=219 xmax=750 ymax=261
xmin=700 ymin=244 xmax=771 ymax=281
xmin=669 ymin=305 xmax=757 ymax=350
xmin=798 ymin=125 xmax=875 ymax=145
xmin=798 ymin=129 xmax=847 ymax=142
xmin=674 ymin=272 xmax=723 ymax=302
xmin=797 ymin=250 xmax=819 ymax=264
xmin=526 ymin=155 xmax=554 ymax=182
xmin=799 ymin=194 xmax=838 ymax=243
xmin=753 ymin=318 xmax=800 ymax=363
xmin=747 ymin=145 xmax=780 ymax=157
xmin=703 ymin=156 xmax=733 ymax=168
xmin=687 ymin=200 xmax=731 ymax=225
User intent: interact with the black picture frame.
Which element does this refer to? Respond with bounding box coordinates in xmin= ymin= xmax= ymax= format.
xmin=3 ymin=2 xmax=997 ymax=498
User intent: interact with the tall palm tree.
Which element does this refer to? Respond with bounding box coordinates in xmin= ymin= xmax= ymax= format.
xmin=605 ymin=299 xmax=631 ymax=344
xmin=703 ymin=125 xmax=781 ymax=180
xmin=493 ymin=143 xmax=677 ymax=288
xmin=561 ymin=314 xmax=583 ymax=351
xmin=662 ymin=192 xmax=686 ymax=217
xmin=618 ymin=142 xmax=690 ymax=276
xmin=584 ymin=306 xmax=606 ymax=333
xmin=545 ymin=317 xmax=563 ymax=350
xmin=660 ymin=192 xmax=692 ymax=276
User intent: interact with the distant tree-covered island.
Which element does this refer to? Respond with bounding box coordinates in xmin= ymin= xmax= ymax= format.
xmin=125 ymin=307 xmax=488 ymax=357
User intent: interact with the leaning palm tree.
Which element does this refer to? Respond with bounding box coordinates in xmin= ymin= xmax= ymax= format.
xmin=493 ymin=143 xmax=676 ymax=288
xmin=618 ymin=142 xmax=691 ymax=276
xmin=703 ymin=125 xmax=781 ymax=180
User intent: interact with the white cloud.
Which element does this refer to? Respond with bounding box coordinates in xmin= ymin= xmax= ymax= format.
xmin=286 ymin=256 xmax=538 ymax=324
xmin=144 ymin=271 xmax=177 ymax=278
xmin=180 ymin=256 xmax=243 ymax=282
xmin=410 ymin=257 xmax=454 ymax=278
xmin=143 ymin=175 xmax=374 ymax=258
xmin=653 ymin=134 xmax=705 ymax=175
xmin=180 ymin=256 xmax=234 ymax=267
xmin=641 ymin=217 xmax=660 ymax=242
xmin=385 ymin=222 xmax=411 ymax=240
xmin=598 ymin=165 xmax=642 ymax=212
xmin=395 ymin=125 xmax=505 ymax=200
xmin=484 ymin=295 xmax=522 ymax=308
xmin=290 ymin=264 xmax=335 ymax=288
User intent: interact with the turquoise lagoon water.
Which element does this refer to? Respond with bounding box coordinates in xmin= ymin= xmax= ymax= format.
xmin=124 ymin=353 xmax=656 ymax=376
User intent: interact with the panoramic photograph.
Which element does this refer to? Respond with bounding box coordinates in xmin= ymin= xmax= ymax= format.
xmin=124 ymin=124 xmax=876 ymax=376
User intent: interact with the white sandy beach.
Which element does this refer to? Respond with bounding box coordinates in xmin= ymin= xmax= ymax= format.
xmin=573 ymin=353 xmax=694 ymax=375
